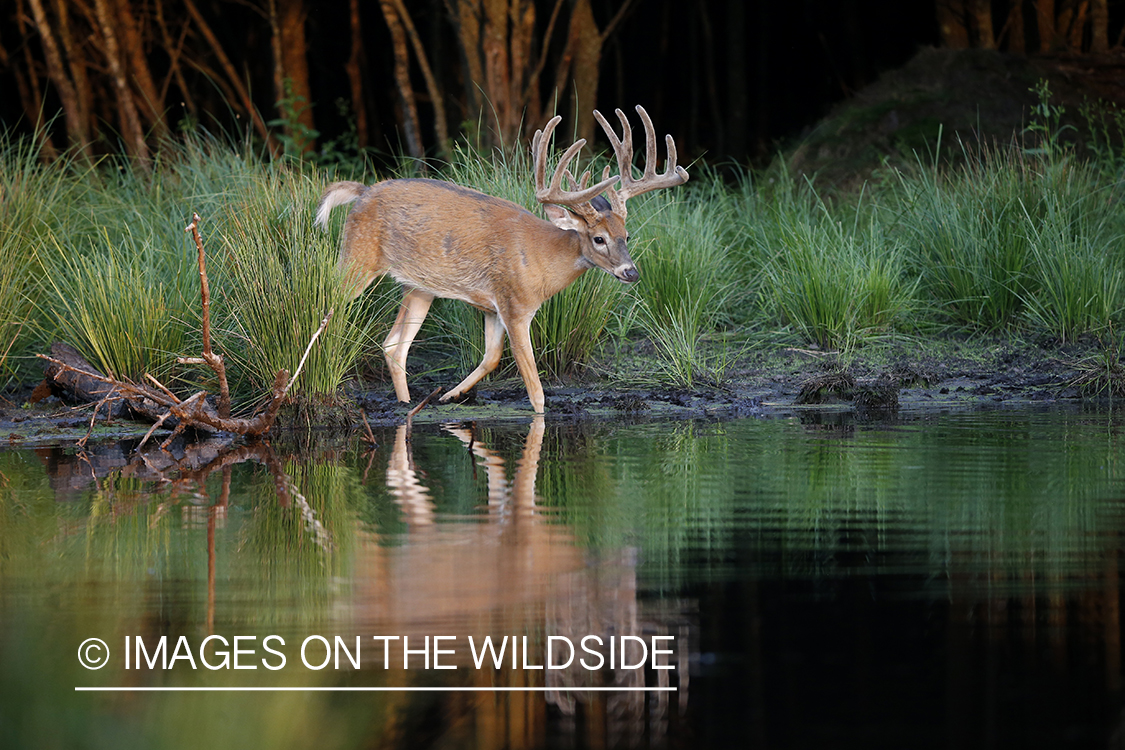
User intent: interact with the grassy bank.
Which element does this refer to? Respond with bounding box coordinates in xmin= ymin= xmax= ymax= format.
xmin=2 ymin=94 xmax=1124 ymax=408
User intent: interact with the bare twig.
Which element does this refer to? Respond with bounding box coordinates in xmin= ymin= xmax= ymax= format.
xmin=186 ymin=214 xmax=230 ymax=418
xmin=138 ymin=411 xmax=174 ymax=450
xmin=282 ymin=308 xmax=335 ymax=399
xmin=405 ymin=386 xmax=443 ymax=435
xmin=359 ymin=408 xmax=377 ymax=445
xmin=145 ymin=373 xmax=181 ymax=404
xmin=78 ymin=388 xmax=119 ymax=448
xmin=408 ymin=386 xmax=443 ymax=420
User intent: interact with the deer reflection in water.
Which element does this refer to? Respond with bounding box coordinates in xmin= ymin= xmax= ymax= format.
xmin=363 ymin=417 xmax=689 ymax=744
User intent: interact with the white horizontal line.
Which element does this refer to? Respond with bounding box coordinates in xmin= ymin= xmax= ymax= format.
xmin=75 ymin=686 xmax=676 ymax=693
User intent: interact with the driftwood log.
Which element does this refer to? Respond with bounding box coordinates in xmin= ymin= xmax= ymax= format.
xmin=38 ymin=213 xmax=332 ymax=449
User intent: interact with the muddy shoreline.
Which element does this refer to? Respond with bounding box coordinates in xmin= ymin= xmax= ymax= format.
xmin=0 ymin=336 xmax=1113 ymax=447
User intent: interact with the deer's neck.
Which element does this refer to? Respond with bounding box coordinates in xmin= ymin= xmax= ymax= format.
xmin=531 ymin=225 xmax=590 ymax=301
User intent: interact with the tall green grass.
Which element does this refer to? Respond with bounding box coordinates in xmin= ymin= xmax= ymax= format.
xmin=628 ymin=178 xmax=737 ymax=384
xmin=210 ymin=167 xmax=383 ymax=401
xmin=3 ymin=96 xmax=1125 ymax=404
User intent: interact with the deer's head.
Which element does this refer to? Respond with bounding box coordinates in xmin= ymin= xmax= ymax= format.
xmin=533 ymin=106 xmax=689 ymax=285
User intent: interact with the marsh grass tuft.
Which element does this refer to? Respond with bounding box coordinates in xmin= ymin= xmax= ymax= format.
xmin=1068 ymin=330 xmax=1125 ymax=397
xmin=759 ymin=193 xmax=913 ymax=351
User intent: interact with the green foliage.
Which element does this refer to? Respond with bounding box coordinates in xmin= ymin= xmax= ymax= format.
xmin=0 ymin=133 xmax=81 ymax=382
xmin=629 ymin=178 xmax=737 ymax=385
xmin=748 ymin=177 xmax=913 ymax=350
xmin=209 ymin=166 xmax=384 ymax=399
xmin=1023 ymin=79 xmax=1077 ymax=160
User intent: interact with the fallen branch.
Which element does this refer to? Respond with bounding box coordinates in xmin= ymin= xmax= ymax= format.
xmin=39 ymin=212 xmax=334 ymax=446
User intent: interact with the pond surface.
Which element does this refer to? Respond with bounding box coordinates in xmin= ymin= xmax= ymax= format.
xmin=2 ymin=406 xmax=1124 ymax=749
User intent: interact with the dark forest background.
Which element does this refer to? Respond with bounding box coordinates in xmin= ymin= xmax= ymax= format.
xmin=1 ymin=0 xmax=1123 ymax=166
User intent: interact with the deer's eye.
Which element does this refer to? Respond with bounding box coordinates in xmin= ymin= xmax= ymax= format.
xmin=593 ymin=236 xmax=606 ymax=246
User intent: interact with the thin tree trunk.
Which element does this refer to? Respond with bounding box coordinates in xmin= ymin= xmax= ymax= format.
xmin=697 ymin=1 xmax=723 ymax=154
xmin=0 ymin=31 xmax=58 ymax=157
xmin=1090 ymin=0 xmax=1108 ymax=52
xmin=93 ymin=0 xmax=150 ymax=163
xmin=1037 ymin=0 xmax=1056 ymax=52
xmin=936 ymin=0 xmax=970 ymax=48
xmin=51 ymin=0 xmax=94 ymax=150
xmin=278 ymin=0 xmax=315 ymax=151
xmin=27 ymin=0 xmax=92 ymax=156
xmin=380 ymin=0 xmax=424 ymax=159
xmin=116 ymin=0 xmax=168 ymax=139
xmin=268 ymin=0 xmax=286 ymax=119
xmin=970 ymin=0 xmax=996 ymax=48
xmin=568 ymin=0 xmax=601 ymax=145
xmin=391 ymin=0 xmax=450 ymax=156
xmin=482 ymin=0 xmax=513 ymax=143
xmin=1058 ymin=0 xmax=1088 ymax=49
xmin=453 ymin=0 xmax=485 ymax=122
xmin=1007 ymin=0 xmax=1026 ymax=54
xmin=155 ymin=0 xmax=196 ymax=116
xmin=183 ymin=0 xmax=279 ymax=154
xmin=346 ymin=0 xmax=369 ymax=147
xmin=521 ymin=0 xmax=566 ymax=124
xmin=508 ymin=0 xmax=535 ymax=138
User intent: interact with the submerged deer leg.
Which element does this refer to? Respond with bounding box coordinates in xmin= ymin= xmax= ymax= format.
xmin=441 ymin=311 xmax=506 ymax=404
xmin=504 ymin=312 xmax=545 ymax=413
xmin=383 ymin=288 xmax=434 ymax=403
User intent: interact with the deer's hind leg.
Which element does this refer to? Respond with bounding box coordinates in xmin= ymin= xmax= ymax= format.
xmin=383 ymin=288 xmax=434 ymax=403
xmin=441 ymin=310 xmax=506 ymax=403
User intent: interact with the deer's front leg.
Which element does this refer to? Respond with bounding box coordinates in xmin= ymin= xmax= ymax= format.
xmin=504 ymin=312 xmax=545 ymax=413
xmin=441 ymin=310 xmax=506 ymax=403
xmin=383 ymin=288 xmax=434 ymax=403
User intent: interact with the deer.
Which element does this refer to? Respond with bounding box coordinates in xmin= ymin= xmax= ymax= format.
xmin=315 ymin=105 xmax=688 ymax=413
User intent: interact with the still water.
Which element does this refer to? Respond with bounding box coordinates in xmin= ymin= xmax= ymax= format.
xmin=1 ymin=407 xmax=1123 ymax=749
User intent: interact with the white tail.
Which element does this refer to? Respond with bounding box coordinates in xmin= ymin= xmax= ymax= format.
xmin=317 ymin=106 xmax=688 ymax=413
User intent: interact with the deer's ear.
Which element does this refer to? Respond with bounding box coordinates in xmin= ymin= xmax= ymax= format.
xmin=544 ymin=204 xmax=584 ymax=231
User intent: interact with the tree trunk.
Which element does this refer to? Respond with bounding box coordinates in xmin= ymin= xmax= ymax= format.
xmin=93 ymin=0 xmax=150 ymax=163
xmin=936 ymin=0 xmax=970 ymax=48
xmin=969 ymin=0 xmax=996 ymax=48
xmin=277 ymin=0 xmax=316 ymax=152
xmin=1007 ymin=0 xmax=1026 ymax=54
xmin=508 ymin=0 xmax=535 ymax=138
xmin=26 ymin=0 xmax=92 ymax=157
xmin=51 ymin=0 xmax=95 ymax=149
xmin=155 ymin=0 xmax=196 ymax=116
xmin=115 ymin=0 xmax=168 ymax=140
xmin=1037 ymin=0 xmax=1056 ymax=52
xmin=391 ymin=0 xmax=450 ymax=156
xmin=1090 ymin=0 xmax=1108 ymax=52
xmin=481 ymin=0 xmax=514 ymax=144
xmin=453 ymin=0 xmax=485 ymax=121
xmin=380 ymin=0 xmax=423 ymax=159
xmin=1058 ymin=0 xmax=1089 ymax=50
xmin=568 ymin=0 xmax=602 ymax=146
xmin=346 ymin=0 xmax=369 ymax=147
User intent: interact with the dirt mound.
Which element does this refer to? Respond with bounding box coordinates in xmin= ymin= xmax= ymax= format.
xmin=788 ymin=46 xmax=1125 ymax=189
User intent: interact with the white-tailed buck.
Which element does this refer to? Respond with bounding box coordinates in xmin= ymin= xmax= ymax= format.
xmin=316 ymin=105 xmax=688 ymax=412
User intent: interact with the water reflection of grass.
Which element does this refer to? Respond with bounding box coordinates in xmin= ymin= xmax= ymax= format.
xmin=528 ymin=413 xmax=1125 ymax=589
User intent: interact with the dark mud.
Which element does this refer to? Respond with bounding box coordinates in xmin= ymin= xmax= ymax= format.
xmin=0 ymin=337 xmax=1111 ymax=447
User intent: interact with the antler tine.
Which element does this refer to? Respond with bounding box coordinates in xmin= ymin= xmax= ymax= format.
xmin=532 ymin=117 xmax=618 ymax=210
xmin=532 ymin=116 xmax=562 ymax=197
xmin=637 ymin=105 xmax=659 ymax=180
xmin=596 ymin=105 xmax=689 ymax=214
